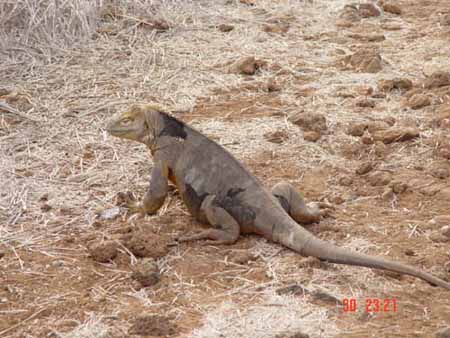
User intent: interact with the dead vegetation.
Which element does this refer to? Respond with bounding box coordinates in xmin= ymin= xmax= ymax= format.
xmin=1 ymin=0 xmax=450 ymax=337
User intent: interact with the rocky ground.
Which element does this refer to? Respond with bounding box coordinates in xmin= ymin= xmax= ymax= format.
xmin=1 ymin=0 xmax=450 ymax=337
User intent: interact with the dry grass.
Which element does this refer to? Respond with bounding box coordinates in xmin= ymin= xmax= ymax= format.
xmin=2 ymin=0 xmax=450 ymax=337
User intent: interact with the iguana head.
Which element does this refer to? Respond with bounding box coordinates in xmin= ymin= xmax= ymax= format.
xmin=106 ymin=104 xmax=165 ymax=146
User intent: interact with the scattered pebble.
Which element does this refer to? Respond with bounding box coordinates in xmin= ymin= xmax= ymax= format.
xmin=263 ymin=22 xmax=290 ymax=34
xmin=217 ymin=24 xmax=234 ymax=32
xmin=358 ymin=3 xmax=381 ymax=18
xmin=97 ymin=206 xmax=121 ymax=220
xmin=356 ymin=162 xmax=374 ymax=175
xmin=339 ymin=176 xmax=353 ymax=186
xmin=122 ymin=231 xmax=168 ymax=259
xmin=288 ymin=112 xmax=327 ymax=133
xmin=361 ymin=130 xmax=374 ymax=145
xmin=368 ymin=171 xmax=392 ymax=186
xmin=229 ymin=56 xmax=265 ymax=75
xmin=440 ymin=14 xmax=450 ymax=26
xmin=275 ymin=331 xmax=310 ymax=338
xmin=264 ymin=130 xmax=289 ymax=144
xmin=424 ymin=71 xmax=450 ymax=89
xmin=89 ymin=241 xmax=118 ymax=263
xmin=345 ymin=49 xmax=383 ymax=73
xmin=131 ymin=258 xmax=160 ymax=287
xmin=408 ymin=94 xmax=431 ymax=110
xmin=436 ymin=327 xmax=450 ymax=338
xmin=390 ymin=181 xmax=408 ymax=194
xmin=383 ymin=3 xmax=402 ymax=15
xmin=0 ymin=250 xmax=5 ymax=260
xmin=355 ymin=98 xmax=376 ymax=108
xmin=347 ymin=121 xmax=368 ymax=137
xmin=128 ymin=315 xmax=176 ymax=336
xmin=441 ymin=225 xmax=450 ymax=238
xmin=430 ymin=215 xmax=450 ymax=226
xmin=229 ymin=251 xmax=258 ymax=265
xmin=373 ymin=127 xmax=420 ymax=144
xmin=404 ymin=249 xmax=416 ymax=256
xmin=303 ymin=131 xmax=321 ymax=142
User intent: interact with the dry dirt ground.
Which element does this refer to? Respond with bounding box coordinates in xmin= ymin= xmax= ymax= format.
xmin=1 ymin=0 xmax=450 ymax=337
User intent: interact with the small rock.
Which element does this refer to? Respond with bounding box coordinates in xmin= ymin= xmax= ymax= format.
xmin=430 ymin=215 xmax=450 ymax=226
xmin=356 ymin=98 xmax=376 ymax=108
xmin=374 ymin=141 xmax=388 ymax=157
xmin=393 ymin=78 xmax=413 ymax=90
xmin=390 ymin=181 xmax=408 ymax=194
xmin=288 ymin=112 xmax=327 ymax=133
xmin=346 ymin=49 xmax=383 ymax=73
xmin=381 ymin=187 xmax=395 ymax=200
xmin=431 ymin=167 xmax=449 ymax=179
xmin=264 ymin=130 xmax=289 ymax=144
xmin=366 ymin=121 xmax=390 ymax=134
xmin=430 ymin=232 xmax=450 ymax=243
xmin=267 ymin=78 xmax=281 ymax=92
xmin=275 ymin=331 xmax=310 ymax=338
xmin=368 ymin=171 xmax=392 ymax=186
xmin=361 ymin=130 xmax=374 ymax=145
xmin=40 ymin=203 xmax=52 ymax=212
xmin=128 ymin=315 xmax=176 ymax=336
xmin=404 ymin=249 xmax=416 ymax=256
xmin=381 ymin=22 xmax=402 ymax=31
xmin=336 ymin=19 xmax=354 ymax=28
xmin=356 ymin=162 xmax=374 ymax=175
xmin=424 ymin=71 xmax=450 ymax=89
xmin=229 ymin=251 xmax=258 ymax=265
xmin=358 ymin=3 xmax=381 ymax=18
xmin=0 ymin=251 xmax=5 ymax=260
xmin=373 ymin=127 xmax=420 ymax=144
xmin=89 ymin=241 xmax=118 ymax=263
xmin=263 ymin=23 xmax=290 ymax=34
xmin=347 ymin=122 xmax=368 ymax=137
xmin=339 ymin=176 xmax=353 ymax=186
xmin=378 ymin=79 xmax=394 ymax=92
xmin=97 ymin=206 xmax=121 ymax=220
xmin=331 ymin=195 xmax=345 ymax=205
xmin=122 ymin=231 xmax=168 ymax=259
xmin=218 ymin=24 xmax=234 ymax=32
xmin=131 ymin=258 xmax=160 ymax=287
xmin=440 ymin=14 xmax=450 ymax=26
xmin=408 ymin=94 xmax=431 ymax=110
xmin=230 ymin=56 xmax=265 ymax=75
xmin=276 ymin=283 xmax=308 ymax=296
xmin=39 ymin=193 xmax=49 ymax=202
xmin=436 ymin=327 xmax=450 ymax=338
xmin=298 ymin=256 xmax=324 ymax=269
xmin=383 ymin=3 xmax=402 ymax=15
xmin=339 ymin=5 xmax=361 ymax=22
xmin=441 ymin=225 xmax=450 ymax=238
xmin=303 ymin=131 xmax=321 ymax=142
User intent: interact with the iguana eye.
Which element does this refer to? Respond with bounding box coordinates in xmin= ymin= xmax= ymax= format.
xmin=121 ymin=117 xmax=133 ymax=125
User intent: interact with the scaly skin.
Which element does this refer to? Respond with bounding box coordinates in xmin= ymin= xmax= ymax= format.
xmin=106 ymin=104 xmax=450 ymax=291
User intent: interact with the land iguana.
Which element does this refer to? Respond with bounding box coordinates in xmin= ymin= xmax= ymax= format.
xmin=106 ymin=104 xmax=450 ymax=291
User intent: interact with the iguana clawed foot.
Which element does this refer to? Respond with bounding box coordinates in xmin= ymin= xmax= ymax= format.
xmin=116 ymin=191 xmax=154 ymax=216
xmin=272 ymin=181 xmax=334 ymax=224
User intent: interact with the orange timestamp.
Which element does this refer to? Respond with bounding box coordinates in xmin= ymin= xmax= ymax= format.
xmin=343 ymin=298 xmax=398 ymax=313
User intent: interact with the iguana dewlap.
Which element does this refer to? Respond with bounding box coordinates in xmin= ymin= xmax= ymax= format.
xmin=106 ymin=104 xmax=450 ymax=291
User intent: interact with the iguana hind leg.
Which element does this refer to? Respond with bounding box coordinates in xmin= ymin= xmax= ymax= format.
xmin=271 ymin=181 xmax=331 ymax=224
xmin=177 ymin=195 xmax=240 ymax=245
xmin=126 ymin=160 xmax=169 ymax=215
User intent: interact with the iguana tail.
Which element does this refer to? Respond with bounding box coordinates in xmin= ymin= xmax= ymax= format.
xmin=277 ymin=224 xmax=450 ymax=291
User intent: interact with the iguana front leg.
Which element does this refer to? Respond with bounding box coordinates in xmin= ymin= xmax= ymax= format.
xmin=127 ymin=161 xmax=169 ymax=215
xmin=177 ymin=195 xmax=240 ymax=245
xmin=272 ymin=181 xmax=332 ymax=224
